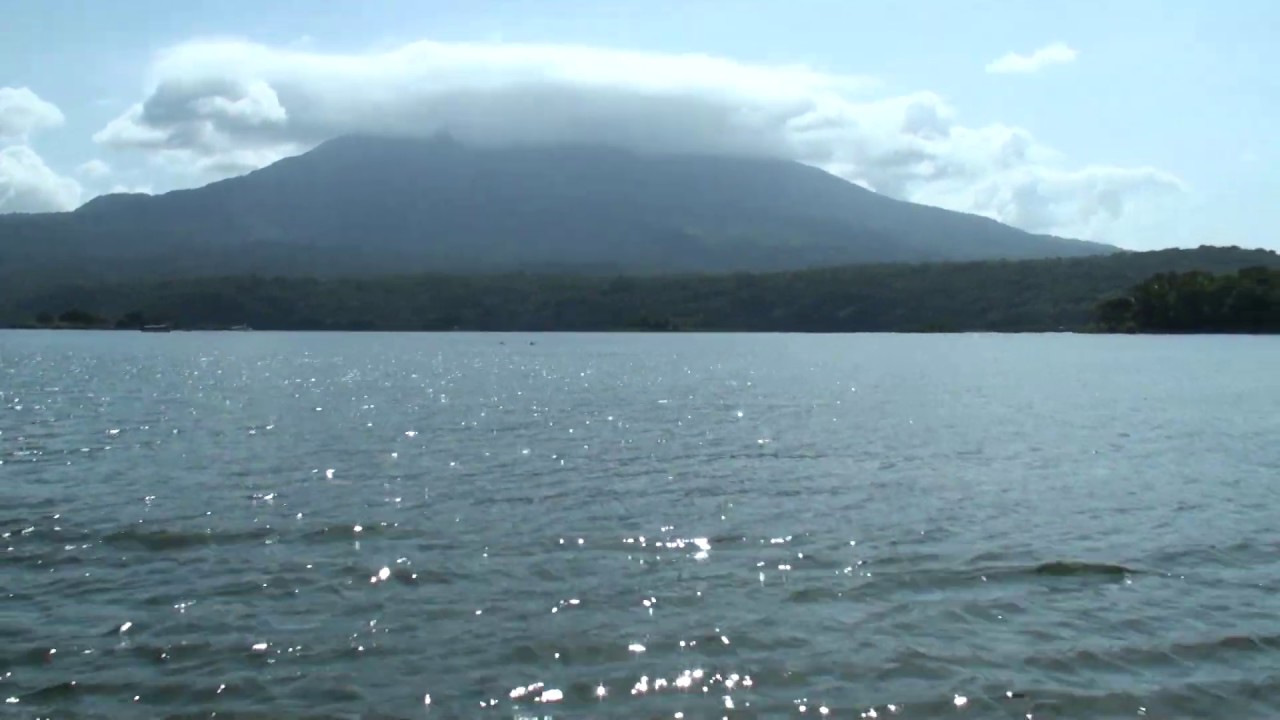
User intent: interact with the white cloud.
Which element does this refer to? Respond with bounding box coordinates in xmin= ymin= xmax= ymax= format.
xmin=95 ymin=38 xmax=1176 ymax=239
xmin=0 ymin=87 xmax=66 ymax=140
xmin=0 ymin=87 xmax=81 ymax=213
xmin=0 ymin=145 xmax=82 ymax=213
xmin=76 ymin=158 xmax=112 ymax=179
xmin=985 ymin=42 xmax=1078 ymax=75
xmin=917 ymin=164 xmax=1184 ymax=239
xmin=108 ymin=183 xmax=154 ymax=195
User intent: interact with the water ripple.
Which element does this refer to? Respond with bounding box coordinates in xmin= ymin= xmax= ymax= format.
xmin=3 ymin=331 xmax=1280 ymax=717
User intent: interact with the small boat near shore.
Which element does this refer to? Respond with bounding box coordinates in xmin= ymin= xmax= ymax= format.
xmin=140 ymin=324 xmax=172 ymax=333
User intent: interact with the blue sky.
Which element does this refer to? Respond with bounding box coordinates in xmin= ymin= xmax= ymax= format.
xmin=1 ymin=0 xmax=1276 ymax=250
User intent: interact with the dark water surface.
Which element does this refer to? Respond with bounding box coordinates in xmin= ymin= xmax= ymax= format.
xmin=3 ymin=331 xmax=1279 ymax=719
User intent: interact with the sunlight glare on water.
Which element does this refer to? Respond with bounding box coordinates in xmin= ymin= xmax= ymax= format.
xmin=1 ymin=331 xmax=1279 ymax=717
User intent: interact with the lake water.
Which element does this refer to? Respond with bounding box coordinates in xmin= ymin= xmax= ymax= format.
xmin=2 ymin=331 xmax=1279 ymax=719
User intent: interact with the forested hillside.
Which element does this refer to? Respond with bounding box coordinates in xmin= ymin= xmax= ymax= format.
xmin=8 ymin=246 xmax=1275 ymax=333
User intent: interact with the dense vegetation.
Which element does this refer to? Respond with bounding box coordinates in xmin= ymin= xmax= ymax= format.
xmin=6 ymin=246 xmax=1277 ymax=333
xmin=1096 ymin=266 xmax=1280 ymax=333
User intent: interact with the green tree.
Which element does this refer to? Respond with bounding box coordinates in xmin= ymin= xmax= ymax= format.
xmin=58 ymin=309 xmax=101 ymax=326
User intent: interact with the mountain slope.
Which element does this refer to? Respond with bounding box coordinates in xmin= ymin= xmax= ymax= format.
xmin=0 ymin=135 xmax=1112 ymax=287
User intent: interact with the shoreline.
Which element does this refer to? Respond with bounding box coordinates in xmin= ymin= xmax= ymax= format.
xmin=5 ymin=325 xmax=1274 ymax=336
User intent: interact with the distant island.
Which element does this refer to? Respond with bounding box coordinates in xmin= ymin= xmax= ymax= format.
xmin=0 ymin=137 xmax=1275 ymax=334
xmin=5 ymin=247 xmax=1277 ymax=334
xmin=0 ymin=136 xmax=1112 ymax=302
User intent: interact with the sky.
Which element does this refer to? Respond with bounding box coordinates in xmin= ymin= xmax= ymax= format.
xmin=1 ymin=0 xmax=1276 ymax=251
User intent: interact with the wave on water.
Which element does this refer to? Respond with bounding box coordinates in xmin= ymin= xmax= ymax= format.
xmin=101 ymin=526 xmax=276 ymax=551
xmin=1032 ymin=560 xmax=1137 ymax=578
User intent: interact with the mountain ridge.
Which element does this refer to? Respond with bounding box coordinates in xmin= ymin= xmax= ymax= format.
xmin=2 ymin=135 xmax=1113 ymax=289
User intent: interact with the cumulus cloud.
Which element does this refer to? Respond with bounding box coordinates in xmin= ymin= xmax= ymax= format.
xmin=108 ymin=183 xmax=154 ymax=195
xmin=0 ymin=87 xmax=66 ymax=140
xmin=919 ymin=165 xmax=1183 ymax=238
xmin=0 ymin=145 xmax=82 ymax=213
xmin=76 ymin=158 xmax=112 ymax=179
xmin=95 ymin=38 xmax=1176 ymax=239
xmin=0 ymin=87 xmax=81 ymax=213
xmin=985 ymin=43 xmax=1078 ymax=75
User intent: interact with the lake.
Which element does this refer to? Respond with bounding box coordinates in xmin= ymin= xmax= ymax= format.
xmin=2 ymin=330 xmax=1279 ymax=718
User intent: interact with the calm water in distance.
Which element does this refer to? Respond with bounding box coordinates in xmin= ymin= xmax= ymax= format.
xmin=3 ymin=330 xmax=1279 ymax=719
